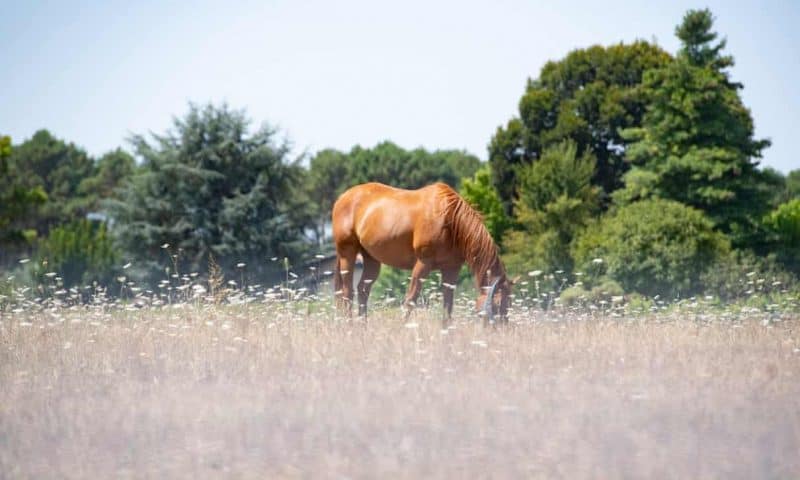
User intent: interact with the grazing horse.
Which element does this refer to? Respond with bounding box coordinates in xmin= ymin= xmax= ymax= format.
xmin=332 ymin=182 xmax=513 ymax=322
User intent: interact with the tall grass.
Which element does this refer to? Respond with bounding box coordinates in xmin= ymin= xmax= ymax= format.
xmin=1 ymin=281 xmax=799 ymax=478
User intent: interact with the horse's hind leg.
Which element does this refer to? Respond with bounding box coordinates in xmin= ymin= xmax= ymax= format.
xmin=402 ymin=260 xmax=432 ymax=319
xmin=357 ymin=252 xmax=381 ymax=317
xmin=335 ymin=246 xmax=358 ymax=317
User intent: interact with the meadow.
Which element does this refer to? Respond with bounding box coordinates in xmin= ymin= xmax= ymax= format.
xmin=1 ymin=285 xmax=799 ymax=479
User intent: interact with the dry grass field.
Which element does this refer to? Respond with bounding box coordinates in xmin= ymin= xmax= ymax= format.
xmin=1 ymin=299 xmax=799 ymax=479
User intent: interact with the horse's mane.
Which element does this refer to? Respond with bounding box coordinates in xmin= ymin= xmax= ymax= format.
xmin=436 ymin=184 xmax=505 ymax=288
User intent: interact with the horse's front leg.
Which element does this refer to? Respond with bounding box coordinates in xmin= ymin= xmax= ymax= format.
xmin=402 ymin=260 xmax=431 ymax=319
xmin=441 ymin=267 xmax=460 ymax=325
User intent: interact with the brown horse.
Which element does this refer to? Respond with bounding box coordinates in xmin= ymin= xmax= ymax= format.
xmin=332 ymin=182 xmax=513 ymax=321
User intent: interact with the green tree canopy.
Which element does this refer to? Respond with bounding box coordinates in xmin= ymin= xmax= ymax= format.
xmin=618 ymin=9 xmax=771 ymax=247
xmin=107 ymin=103 xmax=313 ymax=285
xmin=7 ymin=130 xmax=95 ymax=233
xmin=503 ymin=140 xmax=601 ymax=275
xmin=489 ymin=41 xmax=671 ymax=213
xmin=78 ymin=148 xmax=136 ymax=211
xmin=305 ymin=142 xmax=480 ymax=246
xmin=0 ymin=135 xmax=47 ymax=265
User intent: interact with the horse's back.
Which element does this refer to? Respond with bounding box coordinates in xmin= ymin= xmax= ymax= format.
xmin=332 ymin=182 xmax=450 ymax=268
xmin=332 ymin=182 xmax=401 ymax=236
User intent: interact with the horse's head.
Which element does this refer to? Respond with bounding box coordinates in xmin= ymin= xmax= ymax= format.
xmin=477 ymin=275 xmax=516 ymax=322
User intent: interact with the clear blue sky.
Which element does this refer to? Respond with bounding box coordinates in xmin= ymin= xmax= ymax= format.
xmin=1 ymin=0 xmax=798 ymax=172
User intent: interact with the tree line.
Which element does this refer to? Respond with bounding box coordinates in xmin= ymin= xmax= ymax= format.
xmin=1 ymin=9 xmax=798 ymax=302
xmin=464 ymin=9 xmax=798 ymax=302
xmin=0 ymin=109 xmax=480 ymax=292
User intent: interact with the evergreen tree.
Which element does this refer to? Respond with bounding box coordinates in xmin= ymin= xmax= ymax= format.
xmin=489 ymin=41 xmax=671 ymax=213
xmin=503 ymin=141 xmax=601 ymax=275
xmin=78 ymin=148 xmax=136 ymax=212
xmin=107 ymin=103 xmax=313 ymax=285
xmin=619 ymin=9 xmax=771 ymax=246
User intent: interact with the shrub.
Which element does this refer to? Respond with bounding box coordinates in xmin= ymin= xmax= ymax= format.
xmin=573 ymin=199 xmax=729 ymax=298
xmin=700 ymin=250 xmax=797 ymax=302
xmin=558 ymin=279 xmax=624 ymax=308
xmin=764 ymin=198 xmax=800 ymax=274
xmin=30 ymin=220 xmax=119 ymax=289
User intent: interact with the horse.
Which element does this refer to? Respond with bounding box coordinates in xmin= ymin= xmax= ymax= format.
xmin=331 ymin=181 xmax=513 ymax=322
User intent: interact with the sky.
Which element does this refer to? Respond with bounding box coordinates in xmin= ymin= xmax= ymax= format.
xmin=1 ymin=0 xmax=798 ymax=172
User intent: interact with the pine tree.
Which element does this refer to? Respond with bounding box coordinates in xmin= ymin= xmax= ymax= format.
xmin=107 ymin=104 xmax=313 ymax=286
xmin=619 ymin=9 xmax=771 ymax=246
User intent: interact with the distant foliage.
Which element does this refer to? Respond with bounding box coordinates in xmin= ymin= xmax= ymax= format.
xmin=573 ymin=199 xmax=729 ymax=298
xmin=31 ymin=220 xmax=118 ymax=289
xmin=306 ymin=149 xmax=352 ymax=246
xmin=107 ymin=103 xmax=314 ymax=286
xmin=348 ymin=141 xmax=480 ymax=189
xmin=0 ymin=135 xmax=10 ymax=157
xmin=305 ymin=142 xmax=481 ymax=245
xmin=786 ymin=170 xmax=800 ymax=200
xmin=77 ymin=148 xmax=136 ymax=211
xmin=503 ymin=141 xmax=600 ymax=276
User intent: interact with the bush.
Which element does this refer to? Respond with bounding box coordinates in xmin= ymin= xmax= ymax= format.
xmin=764 ymin=198 xmax=800 ymax=274
xmin=558 ymin=279 xmax=624 ymax=308
xmin=573 ymin=199 xmax=729 ymax=298
xmin=700 ymin=250 xmax=797 ymax=302
xmin=30 ymin=220 xmax=119 ymax=289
